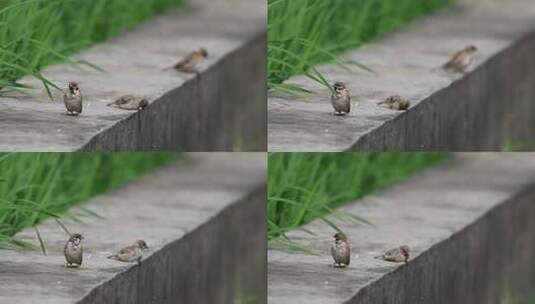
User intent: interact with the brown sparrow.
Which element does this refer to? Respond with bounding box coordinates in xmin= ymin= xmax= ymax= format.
xmin=443 ymin=45 xmax=478 ymax=73
xmin=331 ymin=82 xmax=351 ymax=116
xmin=107 ymin=240 xmax=149 ymax=265
xmin=378 ymin=95 xmax=410 ymax=111
xmin=331 ymin=232 xmax=350 ymax=268
xmin=63 ymin=82 xmax=83 ymax=116
xmin=171 ymin=48 xmax=208 ymax=74
xmin=107 ymin=95 xmax=148 ymax=111
xmin=64 ymin=233 xmax=84 ymax=268
xmin=375 ymin=245 xmax=410 ymax=264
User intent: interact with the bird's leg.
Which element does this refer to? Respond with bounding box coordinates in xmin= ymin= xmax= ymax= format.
xmin=182 ymin=68 xmax=198 ymax=74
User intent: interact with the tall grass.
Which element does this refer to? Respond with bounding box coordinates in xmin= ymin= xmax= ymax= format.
xmin=0 ymin=153 xmax=180 ymax=250
xmin=502 ymin=289 xmax=535 ymax=304
xmin=268 ymin=0 xmax=452 ymax=93
xmin=0 ymin=0 xmax=186 ymax=96
xmin=268 ymin=153 xmax=448 ymax=241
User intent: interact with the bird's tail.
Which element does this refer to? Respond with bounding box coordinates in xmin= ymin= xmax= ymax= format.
xmin=431 ymin=64 xmax=447 ymax=73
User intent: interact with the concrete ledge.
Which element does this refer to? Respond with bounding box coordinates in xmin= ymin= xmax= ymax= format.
xmin=0 ymin=153 xmax=266 ymax=304
xmin=268 ymin=154 xmax=535 ymax=303
xmin=0 ymin=0 xmax=266 ymax=152
xmin=268 ymin=0 xmax=535 ymax=151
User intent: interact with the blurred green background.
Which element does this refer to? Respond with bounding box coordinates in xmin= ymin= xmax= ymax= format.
xmin=268 ymin=0 xmax=452 ymax=93
xmin=0 ymin=0 xmax=187 ymax=95
xmin=0 ymin=153 xmax=181 ymax=249
xmin=268 ymin=152 xmax=449 ymax=240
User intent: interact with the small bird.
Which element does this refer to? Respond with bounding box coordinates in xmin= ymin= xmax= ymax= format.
xmin=375 ymin=245 xmax=410 ymax=264
xmin=331 ymin=82 xmax=351 ymax=116
xmin=170 ymin=48 xmax=208 ymax=74
xmin=63 ymin=81 xmax=83 ymax=116
xmin=378 ymin=95 xmax=411 ymax=111
xmin=107 ymin=240 xmax=149 ymax=265
xmin=331 ymin=232 xmax=350 ymax=268
xmin=107 ymin=95 xmax=148 ymax=111
xmin=64 ymin=233 xmax=84 ymax=268
xmin=443 ymin=45 xmax=478 ymax=73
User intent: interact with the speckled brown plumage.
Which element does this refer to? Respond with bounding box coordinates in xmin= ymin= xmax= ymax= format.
xmin=331 ymin=82 xmax=351 ymax=116
xmin=64 ymin=233 xmax=84 ymax=268
xmin=443 ymin=45 xmax=478 ymax=73
xmin=172 ymin=48 xmax=208 ymax=74
xmin=108 ymin=240 xmax=149 ymax=265
xmin=331 ymin=232 xmax=350 ymax=268
xmin=379 ymin=95 xmax=411 ymax=111
xmin=63 ymin=82 xmax=82 ymax=116
xmin=107 ymin=95 xmax=148 ymax=111
xmin=375 ymin=245 xmax=410 ymax=264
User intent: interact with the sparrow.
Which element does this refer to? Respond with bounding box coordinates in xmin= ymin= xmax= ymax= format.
xmin=107 ymin=240 xmax=149 ymax=265
xmin=375 ymin=245 xmax=410 ymax=264
xmin=331 ymin=232 xmax=350 ymax=268
xmin=64 ymin=233 xmax=84 ymax=268
xmin=443 ymin=45 xmax=478 ymax=73
xmin=170 ymin=48 xmax=208 ymax=74
xmin=107 ymin=95 xmax=148 ymax=111
xmin=331 ymin=82 xmax=351 ymax=116
xmin=378 ymin=95 xmax=411 ymax=111
xmin=63 ymin=81 xmax=83 ymax=116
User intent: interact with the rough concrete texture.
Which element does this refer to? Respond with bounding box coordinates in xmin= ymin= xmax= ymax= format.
xmin=268 ymin=0 xmax=535 ymax=151
xmin=0 ymin=0 xmax=266 ymax=151
xmin=268 ymin=154 xmax=535 ymax=303
xmin=0 ymin=153 xmax=266 ymax=304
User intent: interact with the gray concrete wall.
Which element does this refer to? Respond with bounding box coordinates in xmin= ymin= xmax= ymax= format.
xmin=0 ymin=0 xmax=266 ymax=152
xmin=349 ymin=187 xmax=535 ymax=304
xmin=82 ymin=34 xmax=267 ymax=152
xmin=0 ymin=153 xmax=266 ymax=304
xmin=79 ymin=187 xmax=267 ymax=304
xmin=354 ymin=31 xmax=535 ymax=151
xmin=268 ymin=0 xmax=535 ymax=152
xmin=268 ymin=154 xmax=535 ymax=304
